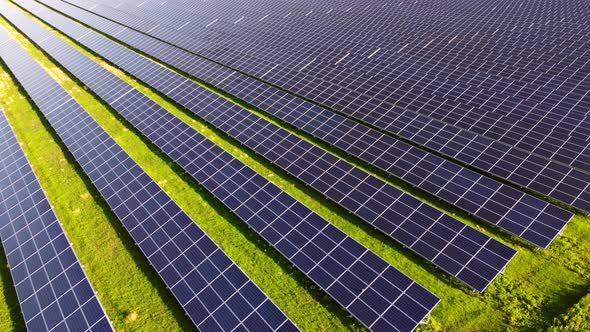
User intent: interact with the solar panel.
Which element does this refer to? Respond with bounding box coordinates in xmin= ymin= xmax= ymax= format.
xmin=46 ymin=0 xmax=590 ymax=213
xmin=18 ymin=0 xmax=574 ymax=249
xmin=0 ymin=10 xmax=441 ymax=332
xmin=0 ymin=110 xmax=113 ymax=331
xmin=8 ymin=0 xmax=518 ymax=292
xmin=0 ymin=26 xmax=298 ymax=332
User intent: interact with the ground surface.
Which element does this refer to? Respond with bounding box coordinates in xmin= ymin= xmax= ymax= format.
xmin=0 ymin=2 xmax=589 ymax=331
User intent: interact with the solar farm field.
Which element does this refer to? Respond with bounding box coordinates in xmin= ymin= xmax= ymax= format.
xmin=0 ymin=0 xmax=589 ymax=331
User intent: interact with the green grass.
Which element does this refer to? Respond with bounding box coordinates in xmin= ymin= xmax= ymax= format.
xmin=0 ymin=3 xmax=589 ymax=331
xmin=548 ymin=290 xmax=590 ymax=331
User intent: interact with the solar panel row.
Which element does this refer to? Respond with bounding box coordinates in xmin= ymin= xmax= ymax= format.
xmin=47 ymin=0 xmax=590 ymax=215
xmin=0 ymin=24 xmax=299 ymax=332
xmin=0 ymin=6 xmax=441 ymax=331
xmin=0 ymin=109 xmax=113 ymax=331
xmin=18 ymin=0 xmax=574 ymax=250
xmin=10 ymin=0 xmax=519 ymax=292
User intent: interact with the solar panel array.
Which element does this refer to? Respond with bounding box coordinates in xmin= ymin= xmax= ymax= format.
xmin=50 ymin=0 xmax=590 ymax=214
xmin=2 ymin=0 xmax=587 ymax=329
xmin=18 ymin=0 xmax=575 ymax=250
xmin=78 ymin=0 xmax=590 ymax=170
xmin=0 ymin=5 xmax=442 ymax=331
xmin=8 ymin=0 xmax=519 ymax=293
xmin=0 ymin=24 xmax=299 ymax=332
xmin=0 ymin=108 xmax=113 ymax=331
